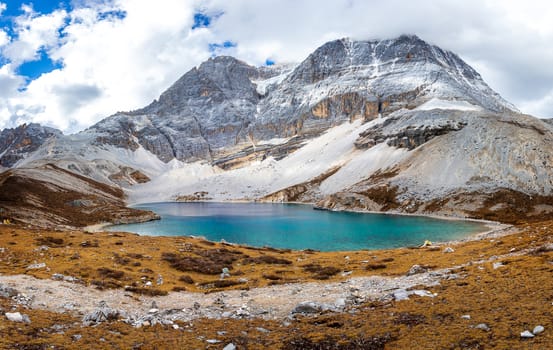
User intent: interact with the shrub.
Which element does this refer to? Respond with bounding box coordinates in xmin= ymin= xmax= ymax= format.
xmin=97 ymin=267 xmax=125 ymax=279
xmin=179 ymin=275 xmax=194 ymax=284
xmin=302 ymin=264 xmax=341 ymax=280
xmin=243 ymin=255 xmax=292 ymax=265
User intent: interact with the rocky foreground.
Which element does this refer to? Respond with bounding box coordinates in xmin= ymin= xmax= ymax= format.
xmin=0 ymin=220 xmax=552 ymax=349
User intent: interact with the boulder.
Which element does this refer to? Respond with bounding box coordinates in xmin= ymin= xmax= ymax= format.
xmin=5 ymin=312 xmax=30 ymax=323
xmin=291 ymin=301 xmax=323 ymax=314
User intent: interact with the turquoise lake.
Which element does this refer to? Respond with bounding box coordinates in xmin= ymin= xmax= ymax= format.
xmin=106 ymin=202 xmax=489 ymax=251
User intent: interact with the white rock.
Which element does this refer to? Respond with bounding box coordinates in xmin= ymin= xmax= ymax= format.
xmin=291 ymin=301 xmax=323 ymax=314
xmin=393 ymin=289 xmax=410 ymax=301
xmin=492 ymin=262 xmax=504 ymax=269
xmin=461 ymin=315 xmax=471 ymax=320
xmin=148 ymin=308 xmax=159 ymax=314
xmin=206 ymin=339 xmax=220 ymax=344
xmin=26 ymin=262 xmax=46 ymax=270
xmin=5 ymin=312 xmax=30 ymax=323
xmin=475 ymin=323 xmax=490 ymax=332
xmin=172 ymin=324 xmax=179 ymax=330
xmin=533 ymin=325 xmax=544 ymax=335
xmin=520 ymin=330 xmax=535 ymax=338
xmin=406 ymin=264 xmax=427 ymax=276
xmin=443 ymin=247 xmax=455 ymax=253
xmin=334 ymin=298 xmax=346 ymax=309
xmin=413 ymin=290 xmax=435 ymax=298
xmin=223 ymin=344 xmax=237 ymax=350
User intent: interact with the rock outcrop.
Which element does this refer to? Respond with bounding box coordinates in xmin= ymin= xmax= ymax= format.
xmin=0 ymin=123 xmax=62 ymax=167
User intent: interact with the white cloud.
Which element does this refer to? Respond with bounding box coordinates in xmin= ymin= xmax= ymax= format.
xmin=2 ymin=8 xmax=67 ymax=64
xmin=519 ymin=91 xmax=553 ymax=119
xmin=1 ymin=0 xmax=553 ymax=133
xmin=0 ymin=30 xmax=9 ymax=47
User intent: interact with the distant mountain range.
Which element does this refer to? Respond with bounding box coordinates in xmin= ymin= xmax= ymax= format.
xmin=1 ymin=34 xmax=552 ymax=226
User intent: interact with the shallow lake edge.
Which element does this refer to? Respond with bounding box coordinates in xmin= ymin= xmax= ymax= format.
xmin=89 ymin=200 xmax=512 ymax=251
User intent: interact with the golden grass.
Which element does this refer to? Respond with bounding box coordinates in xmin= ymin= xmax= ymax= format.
xmin=0 ymin=221 xmax=552 ymax=349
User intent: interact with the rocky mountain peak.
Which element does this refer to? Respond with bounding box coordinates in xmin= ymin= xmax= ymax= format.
xmin=4 ymin=35 xmax=521 ymax=175
xmin=141 ymin=55 xmax=259 ymax=116
xmin=0 ymin=123 xmax=62 ymax=167
xmin=281 ymin=34 xmax=515 ymax=116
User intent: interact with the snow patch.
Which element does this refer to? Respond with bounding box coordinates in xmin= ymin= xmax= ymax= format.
xmin=129 ymin=119 xmax=379 ymax=204
xmin=416 ymin=98 xmax=482 ymax=112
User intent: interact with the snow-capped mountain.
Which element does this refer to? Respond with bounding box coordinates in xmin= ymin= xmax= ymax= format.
xmin=3 ymin=35 xmax=553 ymax=222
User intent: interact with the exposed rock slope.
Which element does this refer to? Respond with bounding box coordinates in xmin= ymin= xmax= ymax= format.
xmin=0 ymin=123 xmax=62 ymax=167
xmin=0 ymin=164 xmax=158 ymax=228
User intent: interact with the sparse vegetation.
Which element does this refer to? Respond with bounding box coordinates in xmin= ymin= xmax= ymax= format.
xmin=1 ymin=221 xmax=553 ymax=349
xmin=178 ymin=275 xmax=194 ymax=284
xmin=35 ymin=236 xmax=64 ymax=247
xmin=97 ymin=267 xmax=125 ymax=279
xmin=366 ymin=263 xmax=387 ymax=270
xmin=243 ymin=255 xmax=292 ymax=265
xmin=124 ymin=286 xmax=168 ymax=296
xmin=302 ymin=263 xmax=341 ymax=279
xmin=198 ymin=279 xmax=244 ymax=289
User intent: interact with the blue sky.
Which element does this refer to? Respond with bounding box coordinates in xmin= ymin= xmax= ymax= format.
xmin=0 ymin=1 xmax=69 ymax=81
xmin=0 ymin=0 xmax=552 ymax=133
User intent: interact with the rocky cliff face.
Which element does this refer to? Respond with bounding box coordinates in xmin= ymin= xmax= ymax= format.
xmin=0 ymin=123 xmax=62 ymax=167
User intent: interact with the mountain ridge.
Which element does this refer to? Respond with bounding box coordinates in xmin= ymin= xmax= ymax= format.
xmin=1 ymin=34 xmax=552 ymax=224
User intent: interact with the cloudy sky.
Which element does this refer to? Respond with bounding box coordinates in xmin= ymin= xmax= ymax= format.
xmin=0 ymin=0 xmax=552 ymax=133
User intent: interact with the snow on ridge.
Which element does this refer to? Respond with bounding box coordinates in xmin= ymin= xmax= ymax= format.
xmin=415 ymin=98 xmax=482 ymax=112
xmin=252 ymin=65 xmax=296 ymax=95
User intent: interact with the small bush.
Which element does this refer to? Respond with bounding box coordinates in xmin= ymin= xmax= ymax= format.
xmin=124 ymin=286 xmax=168 ymax=296
xmin=393 ymin=312 xmax=427 ymax=327
xmin=162 ymin=253 xmax=226 ymax=275
xmin=179 ymin=275 xmax=194 ymax=284
xmin=366 ymin=264 xmax=387 ymax=270
xmin=263 ymin=274 xmax=283 ymax=281
xmin=35 ymin=236 xmax=64 ymax=247
xmin=282 ymin=334 xmax=394 ymax=350
xmin=91 ymin=280 xmax=122 ymax=290
xmin=302 ymin=264 xmax=341 ymax=279
xmin=113 ymin=253 xmax=131 ymax=265
xmin=243 ymin=255 xmax=292 ymax=265
xmin=162 ymin=248 xmax=243 ymax=275
xmin=80 ymin=240 xmax=99 ymax=248
xmin=199 ymin=279 xmax=244 ymax=288
xmin=97 ymin=267 xmax=125 ymax=279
